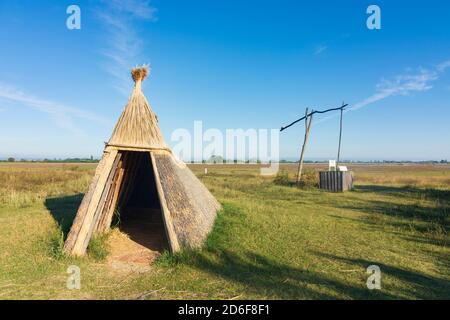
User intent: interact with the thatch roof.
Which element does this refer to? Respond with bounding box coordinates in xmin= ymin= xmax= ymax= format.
xmin=153 ymin=154 xmax=219 ymax=248
xmin=108 ymin=66 xmax=167 ymax=150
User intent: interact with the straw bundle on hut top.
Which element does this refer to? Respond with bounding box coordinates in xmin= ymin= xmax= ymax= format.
xmin=63 ymin=66 xmax=220 ymax=256
xmin=108 ymin=66 xmax=167 ymax=150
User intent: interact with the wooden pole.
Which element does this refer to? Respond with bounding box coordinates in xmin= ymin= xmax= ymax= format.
xmin=281 ymin=103 xmax=348 ymax=132
xmin=336 ymin=103 xmax=344 ymax=167
xmin=296 ymin=108 xmax=313 ymax=184
xmin=296 ymin=108 xmax=308 ymax=183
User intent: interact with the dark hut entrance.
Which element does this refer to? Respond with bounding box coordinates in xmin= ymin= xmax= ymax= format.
xmin=111 ymin=151 xmax=169 ymax=261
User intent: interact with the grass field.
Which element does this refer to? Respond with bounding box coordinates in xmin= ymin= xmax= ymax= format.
xmin=0 ymin=162 xmax=449 ymax=299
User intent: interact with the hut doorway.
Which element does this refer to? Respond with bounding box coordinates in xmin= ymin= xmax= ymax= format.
xmin=112 ymin=151 xmax=169 ymax=261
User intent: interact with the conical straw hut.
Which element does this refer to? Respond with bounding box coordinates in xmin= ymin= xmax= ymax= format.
xmin=64 ymin=66 xmax=220 ymax=256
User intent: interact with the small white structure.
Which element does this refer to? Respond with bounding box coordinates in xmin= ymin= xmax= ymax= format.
xmin=204 ymin=168 xmax=208 ymax=174
xmin=328 ymin=160 xmax=336 ymax=171
xmin=338 ymin=166 xmax=348 ymax=172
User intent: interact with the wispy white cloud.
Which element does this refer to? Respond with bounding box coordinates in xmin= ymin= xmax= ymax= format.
xmin=108 ymin=0 xmax=157 ymax=20
xmin=349 ymin=60 xmax=450 ymax=112
xmin=97 ymin=0 xmax=157 ymax=95
xmin=314 ymin=44 xmax=328 ymax=55
xmin=314 ymin=34 xmax=350 ymax=56
xmin=0 ymin=84 xmax=110 ymax=135
xmin=314 ymin=60 xmax=450 ymax=125
xmin=437 ymin=60 xmax=450 ymax=73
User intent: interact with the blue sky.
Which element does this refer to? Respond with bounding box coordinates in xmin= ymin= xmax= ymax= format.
xmin=0 ymin=0 xmax=449 ymax=161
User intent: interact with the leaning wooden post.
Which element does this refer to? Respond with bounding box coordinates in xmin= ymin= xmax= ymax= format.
xmin=296 ymin=108 xmax=308 ymax=183
xmin=296 ymin=108 xmax=313 ymax=184
xmin=336 ymin=103 xmax=344 ymax=167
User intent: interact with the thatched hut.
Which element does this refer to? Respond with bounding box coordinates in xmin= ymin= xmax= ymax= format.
xmin=64 ymin=66 xmax=220 ymax=256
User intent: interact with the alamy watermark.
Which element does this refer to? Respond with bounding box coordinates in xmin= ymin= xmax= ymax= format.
xmin=66 ymin=5 xmax=381 ymax=31
xmin=366 ymin=265 xmax=381 ymax=290
xmin=171 ymin=121 xmax=280 ymax=175
xmin=367 ymin=5 xmax=381 ymax=30
xmin=66 ymin=265 xmax=81 ymax=290
xmin=66 ymin=5 xmax=81 ymax=30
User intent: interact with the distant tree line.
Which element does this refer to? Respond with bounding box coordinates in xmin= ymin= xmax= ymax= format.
xmin=185 ymin=156 xmax=449 ymax=164
xmin=1 ymin=156 xmax=447 ymax=165
xmin=0 ymin=156 xmax=99 ymax=163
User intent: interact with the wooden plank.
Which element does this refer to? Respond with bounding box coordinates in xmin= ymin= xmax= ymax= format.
xmin=95 ymin=153 xmax=125 ymax=233
xmin=107 ymin=144 xmax=171 ymax=153
xmin=117 ymin=152 xmax=133 ymax=209
xmin=118 ymin=152 xmax=142 ymax=209
xmin=88 ymin=152 xmax=122 ymax=241
xmin=95 ymin=172 xmax=117 ymax=232
xmin=68 ymin=148 xmax=118 ymax=256
xmin=116 ymin=152 xmax=132 ymax=209
xmin=334 ymin=172 xmax=338 ymax=192
xmin=64 ymin=149 xmax=115 ymax=255
xmin=150 ymin=152 xmax=180 ymax=252
xmin=97 ymin=153 xmax=127 ymax=233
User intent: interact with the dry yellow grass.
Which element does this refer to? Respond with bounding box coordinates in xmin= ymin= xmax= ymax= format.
xmin=0 ymin=163 xmax=93 ymax=208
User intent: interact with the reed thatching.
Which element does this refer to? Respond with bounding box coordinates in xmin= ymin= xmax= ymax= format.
xmin=109 ymin=66 xmax=167 ymax=150
xmin=153 ymin=154 xmax=220 ymax=248
xmin=131 ymin=65 xmax=149 ymax=82
xmin=64 ymin=66 xmax=220 ymax=256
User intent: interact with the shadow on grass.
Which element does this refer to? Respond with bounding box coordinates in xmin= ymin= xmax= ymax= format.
xmin=343 ymin=198 xmax=448 ymax=227
xmin=45 ymin=194 xmax=83 ymax=239
xmin=316 ymin=252 xmax=450 ymax=299
xmin=327 ymin=184 xmax=449 ymax=287
xmin=172 ymin=200 xmax=449 ymax=299
xmin=355 ymin=185 xmax=450 ymax=202
xmin=161 ymin=204 xmax=395 ymax=299
xmin=184 ymin=249 xmax=396 ymax=299
xmin=336 ymin=185 xmax=449 ymax=236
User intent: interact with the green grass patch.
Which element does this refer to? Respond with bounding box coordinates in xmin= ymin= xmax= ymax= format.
xmin=87 ymin=233 xmax=111 ymax=261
